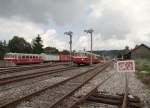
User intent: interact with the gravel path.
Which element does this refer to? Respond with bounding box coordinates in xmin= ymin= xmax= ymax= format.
xmin=80 ymin=63 xmax=150 ymax=108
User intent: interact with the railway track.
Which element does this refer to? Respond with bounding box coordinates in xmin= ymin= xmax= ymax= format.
xmin=121 ymin=73 xmax=141 ymax=108
xmin=0 ymin=63 xmax=47 ymax=71
xmin=0 ymin=64 xmax=61 ymax=75
xmin=120 ymin=73 xmax=141 ymax=108
xmin=86 ymin=71 xmax=142 ymax=108
xmin=122 ymin=73 xmax=129 ymax=108
xmin=0 ymin=65 xmax=77 ymax=86
xmin=0 ymin=62 xmax=110 ymax=108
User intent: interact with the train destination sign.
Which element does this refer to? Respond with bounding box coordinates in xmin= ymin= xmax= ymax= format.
xmin=116 ymin=60 xmax=135 ymax=72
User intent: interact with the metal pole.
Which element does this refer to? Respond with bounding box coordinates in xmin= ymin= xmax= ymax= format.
xmin=90 ymin=32 xmax=93 ymax=65
xmin=64 ymin=31 xmax=73 ymax=65
xmin=70 ymin=35 xmax=72 ymax=65
xmin=84 ymin=29 xmax=94 ymax=66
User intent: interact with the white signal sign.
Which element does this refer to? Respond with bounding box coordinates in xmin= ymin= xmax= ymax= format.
xmin=116 ymin=60 xmax=135 ymax=72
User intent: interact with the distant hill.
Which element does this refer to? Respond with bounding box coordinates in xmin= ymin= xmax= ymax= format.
xmin=92 ymin=50 xmax=121 ymax=58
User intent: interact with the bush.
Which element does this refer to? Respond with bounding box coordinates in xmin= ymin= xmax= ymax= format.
xmin=135 ymin=59 xmax=150 ymax=74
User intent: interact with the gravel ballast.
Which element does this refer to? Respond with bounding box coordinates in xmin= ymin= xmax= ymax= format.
xmin=80 ymin=63 xmax=150 ymax=108
xmin=0 ymin=66 xmax=93 ymax=108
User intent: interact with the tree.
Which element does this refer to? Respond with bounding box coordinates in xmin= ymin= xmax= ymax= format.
xmin=32 ymin=34 xmax=43 ymax=54
xmin=8 ymin=36 xmax=32 ymax=53
xmin=60 ymin=50 xmax=70 ymax=55
xmin=44 ymin=47 xmax=59 ymax=54
xmin=0 ymin=41 xmax=5 ymax=59
xmin=118 ymin=46 xmax=130 ymax=60
xmin=0 ymin=40 xmax=9 ymax=59
xmin=135 ymin=44 xmax=139 ymax=48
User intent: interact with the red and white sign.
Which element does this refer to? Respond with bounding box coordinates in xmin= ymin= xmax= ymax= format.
xmin=116 ymin=60 xmax=135 ymax=72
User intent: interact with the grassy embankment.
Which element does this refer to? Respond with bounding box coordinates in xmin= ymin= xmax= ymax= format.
xmin=135 ymin=59 xmax=150 ymax=87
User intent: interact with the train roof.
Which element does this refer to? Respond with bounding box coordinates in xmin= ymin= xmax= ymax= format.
xmin=5 ymin=53 xmax=41 ymax=56
xmin=75 ymin=51 xmax=100 ymax=57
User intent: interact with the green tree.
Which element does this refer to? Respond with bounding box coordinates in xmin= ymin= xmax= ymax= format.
xmin=44 ymin=47 xmax=59 ymax=54
xmin=8 ymin=36 xmax=32 ymax=53
xmin=0 ymin=41 xmax=5 ymax=59
xmin=60 ymin=50 xmax=70 ymax=55
xmin=32 ymin=34 xmax=43 ymax=54
xmin=124 ymin=46 xmax=130 ymax=54
xmin=0 ymin=40 xmax=9 ymax=59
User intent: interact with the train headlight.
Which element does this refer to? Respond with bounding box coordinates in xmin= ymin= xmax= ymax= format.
xmin=81 ymin=58 xmax=84 ymax=61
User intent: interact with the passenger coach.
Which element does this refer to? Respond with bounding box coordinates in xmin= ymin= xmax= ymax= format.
xmin=4 ymin=53 xmax=43 ymax=64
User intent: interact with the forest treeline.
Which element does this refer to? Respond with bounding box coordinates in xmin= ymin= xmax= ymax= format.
xmin=0 ymin=34 xmax=70 ymax=59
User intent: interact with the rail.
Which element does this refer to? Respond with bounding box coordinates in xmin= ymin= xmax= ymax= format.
xmin=0 ymin=66 xmax=76 ymax=86
xmin=122 ymin=72 xmax=129 ymax=108
xmin=0 ymin=63 xmax=108 ymax=108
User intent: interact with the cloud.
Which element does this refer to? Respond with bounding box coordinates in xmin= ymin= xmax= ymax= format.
xmin=0 ymin=18 xmax=43 ymax=42
xmin=88 ymin=10 xmax=131 ymax=39
xmin=0 ymin=0 xmax=150 ymax=51
xmin=84 ymin=0 xmax=150 ymax=48
xmin=75 ymin=34 xmax=135 ymax=50
xmin=74 ymin=35 xmax=90 ymax=51
xmin=87 ymin=0 xmax=132 ymax=40
xmin=41 ymin=29 xmax=65 ymax=50
xmin=0 ymin=18 xmax=65 ymax=50
xmin=0 ymin=0 xmax=86 ymax=25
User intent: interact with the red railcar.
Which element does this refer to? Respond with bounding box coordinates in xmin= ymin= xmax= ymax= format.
xmin=4 ymin=53 xmax=44 ymax=64
xmin=4 ymin=53 xmax=73 ymax=64
xmin=72 ymin=51 xmax=100 ymax=65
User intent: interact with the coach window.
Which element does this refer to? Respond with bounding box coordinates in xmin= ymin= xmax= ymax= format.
xmin=18 ymin=55 xmax=21 ymax=59
xmin=7 ymin=55 xmax=9 ymax=58
xmin=22 ymin=56 xmax=25 ymax=58
xmin=15 ymin=55 xmax=18 ymax=59
xmin=30 ymin=56 xmax=32 ymax=58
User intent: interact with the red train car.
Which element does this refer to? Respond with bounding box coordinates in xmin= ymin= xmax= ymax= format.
xmin=4 ymin=53 xmax=44 ymax=64
xmin=59 ymin=55 xmax=71 ymax=62
xmin=73 ymin=51 xmax=100 ymax=65
xmin=4 ymin=52 xmax=101 ymax=65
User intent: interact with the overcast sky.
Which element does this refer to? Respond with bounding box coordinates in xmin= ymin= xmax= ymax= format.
xmin=0 ymin=0 xmax=150 ymax=51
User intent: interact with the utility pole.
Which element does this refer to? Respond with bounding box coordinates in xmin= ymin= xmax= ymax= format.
xmin=84 ymin=29 xmax=94 ymax=65
xmin=64 ymin=31 xmax=73 ymax=65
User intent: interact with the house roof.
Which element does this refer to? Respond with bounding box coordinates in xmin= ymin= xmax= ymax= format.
xmin=130 ymin=44 xmax=150 ymax=53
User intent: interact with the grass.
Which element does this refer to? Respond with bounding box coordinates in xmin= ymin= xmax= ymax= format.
xmin=136 ymin=59 xmax=150 ymax=73
xmin=135 ymin=59 xmax=150 ymax=87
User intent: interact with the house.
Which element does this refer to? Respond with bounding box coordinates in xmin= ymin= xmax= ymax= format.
xmin=127 ymin=44 xmax=150 ymax=60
